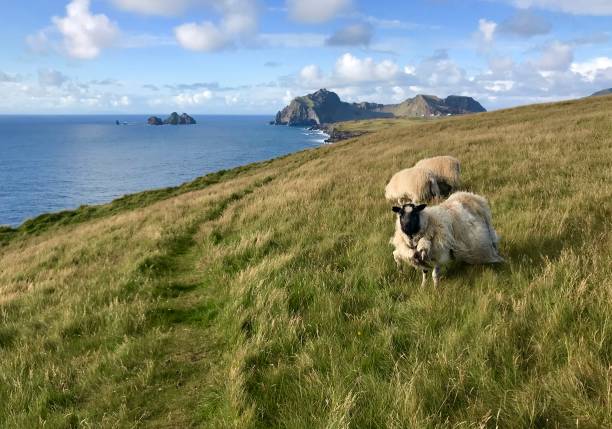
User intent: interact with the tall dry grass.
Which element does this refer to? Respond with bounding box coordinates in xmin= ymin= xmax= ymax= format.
xmin=1 ymin=95 xmax=611 ymax=428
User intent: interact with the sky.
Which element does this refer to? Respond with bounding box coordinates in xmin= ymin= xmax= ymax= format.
xmin=0 ymin=0 xmax=611 ymax=114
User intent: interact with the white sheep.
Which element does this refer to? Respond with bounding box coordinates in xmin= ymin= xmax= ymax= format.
xmin=390 ymin=192 xmax=503 ymax=287
xmin=384 ymin=167 xmax=440 ymax=205
xmin=414 ymin=156 xmax=461 ymax=195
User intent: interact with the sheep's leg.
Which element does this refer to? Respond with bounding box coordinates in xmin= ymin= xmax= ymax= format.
xmin=421 ymin=270 xmax=428 ymax=287
xmin=393 ymin=250 xmax=402 ymax=271
xmin=432 ymin=266 xmax=440 ymax=287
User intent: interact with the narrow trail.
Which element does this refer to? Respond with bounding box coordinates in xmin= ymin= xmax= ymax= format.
xmin=120 ymin=176 xmax=275 ymax=426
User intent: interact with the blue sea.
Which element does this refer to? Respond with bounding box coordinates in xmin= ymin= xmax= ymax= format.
xmin=0 ymin=115 xmax=327 ymax=227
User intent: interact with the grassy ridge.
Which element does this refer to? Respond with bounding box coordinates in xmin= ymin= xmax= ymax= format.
xmin=1 ymin=96 xmax=611 ymax=427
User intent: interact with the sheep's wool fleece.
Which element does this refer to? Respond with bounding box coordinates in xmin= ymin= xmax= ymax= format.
xmin=420 ymin=192 xmax=502 ymax=265
xmin=385 ymin=167 xmax=439 ymax=204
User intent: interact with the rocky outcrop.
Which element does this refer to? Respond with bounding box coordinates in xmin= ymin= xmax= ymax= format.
xmin=148 ymin=112 xmax=196 ymax=125
xmin=383 ymin=94 xmax=486 ymax=117
xmin=273 ymin=89 xmax=393 ymax=126
xmin=147 ymin=116 xmax=163 ymax=125
xmin=163 ymin=112 xmax=196 ymax=125
xmin=273 ymin=90 xmax=486 ymax=126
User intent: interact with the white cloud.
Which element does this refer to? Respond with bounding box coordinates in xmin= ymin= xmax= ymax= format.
xmin=38 ymin=69 xmax=69 ymax=87
xmin=478 ymin=18 xmax=497 ymax=43
xmin=111 ymin=95 xmax=131 ymax=107
xmin=52 ymin=0 xmax=119 ymax=59
xmin=509 ymin=0 xmax=612 ymax=15
xmin=416 ymin=50 xmax=468 ymax=87
xmin=173 ymin=90 xmax=214 ymax=105
xmin=484 ymin=80 xmax=515 ymax=92
xmin=404 ymin=65 xmax=416 ymax=75
xmin=334 ymin=53 xmax=400 ymax=82
xmin=282 ymin=90 xmax=294 ymax=105
xmin=300 ymin=64 xmax=323 ymax=83
xmin=391 ymin=85 xmax=406 ymax=102
xmin=111 ymin=0 xmax=194 ymax=16
xmin=571 ymin=57 xmax=612 ymax=82
xmin=175 ymin=22 xmax=230 ymax=51
xmin=287 ymin=0 xmax=351 ymax=23
xmin=225 ymin=94 xmax=240 ymax=105
xmin=173 ymin=0 xmax=257 ymax=51
xmin=536 ymin=41 xmax=573 ymax=71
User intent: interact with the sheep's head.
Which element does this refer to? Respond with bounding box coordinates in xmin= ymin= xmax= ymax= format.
xmin=392 ymin=203 xmax=427 ymax=243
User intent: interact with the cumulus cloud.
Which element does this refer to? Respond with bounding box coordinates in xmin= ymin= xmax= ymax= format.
xmin=174 ymin=0 xmax=257 ymax=51
xmin=571 ymin=57 xmax=612 ymax=82
xmin=38 ymin=69 xmax=70 ymax=87
xmin=334 ymin=53 xmax=400 ymax=82
xmin=536 ymin=41 xmax=573 ymax=71
xmin=52 ymin=0 xmax=119 ymax=59
xmin=498 ymin=10 xmax=551 ymax=37
xmin=326 ymin=23 xmax=373 ymax=46
xmin=416 ymin=50 xmax=468 ymax=87
xmin=478 ymin=19 xmax=497 ymax=44
xmin=287 ymin=0 xmax=351 ymax=23
xmin=300 ymin=64 xmax=323 ymax=83
xmin=173 ymin=90 xmax=214 ymax=105
xmin=110 ymin=95 xmax=131 ymax=107
xmin=507 ymin=0 xmax=612 ymax=15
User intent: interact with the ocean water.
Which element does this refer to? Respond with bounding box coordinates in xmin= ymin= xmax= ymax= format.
xmin=0 ymin=115 xmax=327 ymax=227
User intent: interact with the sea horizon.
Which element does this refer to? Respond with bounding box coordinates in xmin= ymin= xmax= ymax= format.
xmin=0 ymin=114 xmax=328 ymax=227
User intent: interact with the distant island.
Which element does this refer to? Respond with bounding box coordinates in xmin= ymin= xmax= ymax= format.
xmin=148 ymin=112 xmax=196 ymax=125
xmin=271 ymin=88 xmax=486 ymax=126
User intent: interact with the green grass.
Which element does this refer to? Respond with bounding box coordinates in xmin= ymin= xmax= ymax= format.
xmin=0 ymin=95 xmax=611 ymax=428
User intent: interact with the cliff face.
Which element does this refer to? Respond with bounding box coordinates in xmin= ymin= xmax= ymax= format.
xmin=273 ymin=90 xmax=486 ymax=125
xmin=273 ymin=89 xmax=392 ymax=126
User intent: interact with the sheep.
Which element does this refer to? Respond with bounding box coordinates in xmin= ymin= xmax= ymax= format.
xmin=384 ymin=166 xmax=440 ymax=205
xmin=414 ymin=156 xmax=461 ymax=195
xmin=390 ymin=192 xmax=503 ymax=287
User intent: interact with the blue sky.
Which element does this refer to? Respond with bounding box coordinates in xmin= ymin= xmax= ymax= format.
xmin=1 ymin=0 xmax=611 ymax=113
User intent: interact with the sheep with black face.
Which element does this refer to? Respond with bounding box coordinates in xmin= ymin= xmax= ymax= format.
xmin=390 ymin=192 xmax=503 ymax=287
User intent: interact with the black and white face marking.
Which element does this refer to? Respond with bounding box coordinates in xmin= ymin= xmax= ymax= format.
xmin=391 ymin=203 xmax=427 ymax=239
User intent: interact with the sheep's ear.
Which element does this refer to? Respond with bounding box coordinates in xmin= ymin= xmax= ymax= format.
xmin=414 ymin=204 xmax=427 ymax=212
xmin=392 ymin=206 xmax=403 ymax=214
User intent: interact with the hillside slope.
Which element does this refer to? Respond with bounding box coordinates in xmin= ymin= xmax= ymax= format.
xmin=1 ymin=97 xmax=612 ymax=428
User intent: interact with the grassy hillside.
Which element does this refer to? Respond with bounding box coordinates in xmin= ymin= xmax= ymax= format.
xmin=1 ymin=96 xmax=611 ymax=428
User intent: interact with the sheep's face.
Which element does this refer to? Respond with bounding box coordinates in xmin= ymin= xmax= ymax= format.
xmin=392 ymin=203 xmax=427 ymax=244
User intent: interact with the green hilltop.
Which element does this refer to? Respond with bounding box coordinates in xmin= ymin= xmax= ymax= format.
xmin=1 ymin=95 xmax=611 ymax=427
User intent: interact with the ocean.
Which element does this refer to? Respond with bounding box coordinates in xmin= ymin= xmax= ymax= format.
xmin=0 ymin=115 xmax=327 ymax=227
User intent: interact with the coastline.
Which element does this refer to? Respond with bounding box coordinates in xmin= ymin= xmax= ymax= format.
xmin=0 ymin=142 xmax=323 ymax=242
xmin=312 ymin=124 xmax=368 ymax=143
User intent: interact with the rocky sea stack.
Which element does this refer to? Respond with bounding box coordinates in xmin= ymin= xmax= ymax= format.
xmin=147 ymin=112 xmax=196 ymax=125
xmin=273 ymin=89 xmax=486 ymax=126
